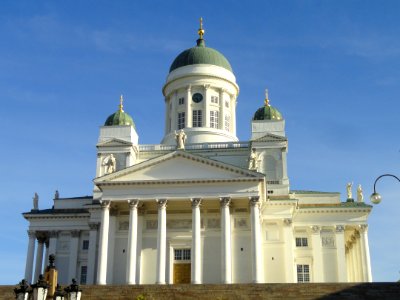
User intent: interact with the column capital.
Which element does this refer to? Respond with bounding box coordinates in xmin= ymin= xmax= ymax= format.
xmin=48 ymin=231 xmax=58 ymax=238
xmin=36 ymin=236 xmax=46 ymax=244
xmin=219 ymin=197 xmax=231 ymax=207
xmin=358 ymin=224 xmax=368 ymax=233
xmin=128 ymin=199 xmax=140 ymax=209
xmin=203 ymin=84 xmax=211 ymax=90
xmin=311 ymin=225 xmax=321 ymax=234
xmin=156 ymin=199 xmax=168 ymax=209
xmin=89 ymin=222 xmax=100 ymax=231
xmin=335 ymin=225 xmax=345 ymax=233
xmin=249 ymin=196 xmax=260 ymax=207
xmin=283 ymin=218 xmax=292 ymax=226
xmin=71 ymin=230 xmax=80 ymax=238
xmin=100 ymin=200 xmax=111 ymax=209
xmin=191 ymin=198 xmax=202 ymax=208
xmin=27 ymin=230 xmax=36 ymax=238
xmin=354 ymin=230 xmax=361 ymax=238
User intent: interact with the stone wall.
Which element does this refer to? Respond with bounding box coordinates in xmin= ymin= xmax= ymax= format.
xmin=1 ymin=283 xmax=399 ymax=300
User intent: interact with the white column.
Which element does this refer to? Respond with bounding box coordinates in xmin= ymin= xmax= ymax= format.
xmin=191 ymin=198 xmax=202 ymax=284
xmin=353 ymin=234 xmax=361 ymax=281
xmin=283 ymin=219 xmax=295 ymax=282
xmin=232 ymin=96 xmax=237 ymax=135
xmin=33 ymin=236 xmax=45 ymax=282
xmin=87 ymin=223 xmax=99 ymax=284
xmin=68 ymin=230 xmax=80 ymax=283
xmin=25 ymin=230 xmax=36 ymax=283
xmin=220 ymin=197 xmax=232 ymax=284
xmin=249 ymin=196 xmax=263 ymax=283
xmin=204 ymin=84 xmax=210 ymax=127
xmin=42 ymin=240 xmax=49 ymax=273
xmin=359 ymin=224 xmax=372 ymax=282
xmin=185 ymin=86 xmax=192 ymax=128
xmin=126 ymin=199 xmax=139 ymax=284
xmin=164 ymin=97 xmax=169 ymax=135
xmin=48 ymin=231 xmax=58 ymax=257
xmin=171 ymin=92 xmax=177 ymax=132
xmin=156 ymin=199 xmax=167 ymax=284
xmin=335 ymin=225 xmax=347 ymax=282
xmin=97 ymin=200 xmax=111 ymax=285
xmin=219 ymin=89 xmax=225 ymax=130
xmin=311 ymin=225 xmax=324 ymax=282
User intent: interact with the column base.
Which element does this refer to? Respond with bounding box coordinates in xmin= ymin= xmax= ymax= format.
xmin=156 ymin=281 xmax=166 ymax=284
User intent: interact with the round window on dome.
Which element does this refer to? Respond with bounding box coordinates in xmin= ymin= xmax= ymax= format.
xmin=192 ymin=93 xmax=203 ymax=103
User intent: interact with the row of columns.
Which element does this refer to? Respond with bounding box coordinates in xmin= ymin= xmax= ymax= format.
xmin=25 ymin=228 xmax=97 ymax=284
xmin=96 ymin=196 xmax=263 ymax=285
xmin=345 ymin=225 xmax=372 ymax=282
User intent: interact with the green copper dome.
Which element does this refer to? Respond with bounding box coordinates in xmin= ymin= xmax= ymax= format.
xmin=169 ymin=38 xmax=233 ymax=73
xmin=104 ymin=96 xmax=136 ymax=127
xmin=253 ymin=100 xmax=283 ymax=121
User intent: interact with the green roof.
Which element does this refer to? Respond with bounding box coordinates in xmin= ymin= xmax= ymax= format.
xmin=104 ymin=110 xmax=135 ymax=127
xmin=253 ymin=104 xmax=283 ymax=121
xmin=169 ymin=38 xmax=232 ymax=73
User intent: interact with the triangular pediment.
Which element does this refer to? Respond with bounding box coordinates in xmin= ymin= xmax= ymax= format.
xmin=251 ymin=133 xmax=287 ymax=142
xmin=97 ymin=138 xmax=133 ymax=147
xmin=95 ymin=151 xmax=262 ymax=183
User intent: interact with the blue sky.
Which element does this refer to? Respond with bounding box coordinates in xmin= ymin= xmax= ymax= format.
xmin=0 ymin=0 xmax=399 ymax=284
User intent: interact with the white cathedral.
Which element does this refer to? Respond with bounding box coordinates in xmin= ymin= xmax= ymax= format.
xmin=23 ymin=22 xmax=373 ymax=286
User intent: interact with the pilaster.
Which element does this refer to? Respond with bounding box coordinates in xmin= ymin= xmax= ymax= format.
xmin=283 ymin=219 xmax=295 ymax=282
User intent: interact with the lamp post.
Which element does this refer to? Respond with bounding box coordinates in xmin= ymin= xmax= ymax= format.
xmin=53 ymin=284 xmax=65 ymax=300
xmin=370 ymin=174 xmax=400 ymax=204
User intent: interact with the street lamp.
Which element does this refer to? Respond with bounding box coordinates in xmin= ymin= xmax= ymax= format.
xmin=64 ymin=279 xmax=82 ymax=300
xmin=370 ymin=174 xmax=400 ymax=204
xmin=31 ymin=274 xmax=49 ymax=300
xmin=53 ymin=284 xmax=65 ymax=300
xmin=14 ymin=279 xmax=30 ymax=300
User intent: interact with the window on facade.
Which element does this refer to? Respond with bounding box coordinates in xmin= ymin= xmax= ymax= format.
xmin=178 ymin=112 xmax=185 ymax=129
xmin=192 ymin=110 xmax=203 ymax=127
xmin=174 ymin=249 xmax=191 ymax=261
xmin=225 ymin=100 xmax=229 ymax=108
xmin=297 ymin=264 xmax=310 ymax=283
xmin=80 ymin=266 xmax=87 ymax=284
xmin=211 ymin=96 xmax=219 ymax=104
xmin=178 ymin=97 xmax=185 ymax=105
xmin=224 ymin=114 xmax=230 ymax=131
xmin=295 ymin=237 xmax=308 ymax=247
xmin=210 ymin=110 xmax=219 ymax=128
xmin=82 ymin=240 xmax=89 ymax=250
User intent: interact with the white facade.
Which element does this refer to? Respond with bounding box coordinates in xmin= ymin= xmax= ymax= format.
xmin=23 ymin=31 xmax=373 ymax=286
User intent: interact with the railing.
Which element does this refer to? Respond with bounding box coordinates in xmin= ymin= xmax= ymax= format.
xmin=139 ymin=141 xmax=250 ymax=152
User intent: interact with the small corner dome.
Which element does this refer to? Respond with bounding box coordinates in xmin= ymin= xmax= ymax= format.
xmin=169 ymin=38 xmax=233 ymax=73
xmin=253 ymin=96 xmax=283 ymax=121
xmin=104 ymin=96 xmax=136 ymax=127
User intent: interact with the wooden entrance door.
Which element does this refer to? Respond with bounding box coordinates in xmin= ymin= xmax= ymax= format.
xmin=173 ymin=263 xmax=191 ymax=284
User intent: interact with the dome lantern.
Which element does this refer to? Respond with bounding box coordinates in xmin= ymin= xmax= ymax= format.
xmin=104 ymin=95 xmax=136 ymax=127
xmin=253 ymin=89 xmax=283 ymax=121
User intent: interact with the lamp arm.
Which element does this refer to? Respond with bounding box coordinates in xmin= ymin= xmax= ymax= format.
xmin=373 ymin=174 xmax=400 ymax=193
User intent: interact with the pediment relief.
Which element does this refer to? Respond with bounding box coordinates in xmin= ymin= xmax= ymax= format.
xmin=95 ymin=151 xmax=262 ymax=183
xmin=97 ymin=138 xmax=133 ymax=147
xmin=251 ymin=133 xmax=287 ymax=142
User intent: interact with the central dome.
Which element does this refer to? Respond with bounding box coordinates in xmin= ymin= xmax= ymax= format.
xmin=169 ymin=38 xmax=233 ymax=73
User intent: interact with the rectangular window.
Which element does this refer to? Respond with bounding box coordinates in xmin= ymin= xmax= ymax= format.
xmin=210 ymin=110 xmax=219 ymax=128
xmin=82 ymin=240 xmax=89 ymax=250
xmin=178 ymin=112 xmax=185 ymax=129
xmin=295 ymin=237 xmax=308 ymax=247
xmin=174 ymin=249 xmax=191 ymax=261
xmin=192 ymin=110 xmax=202 ymax=127
xmin=178 ymin=97 xmax=185 ymax=105
xmin=224 ymin=114 xmax=230 ymax=131
xmin=80 ymin=266 xmax=87 ymax=284
xmin=297 ymin=264 xmax=310 ymax=283
xmin=211 ymin=96 xmax=219 ymax=104
xmin=225 ymin=100 xmax=229 ymax=108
